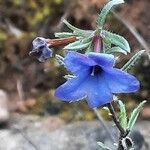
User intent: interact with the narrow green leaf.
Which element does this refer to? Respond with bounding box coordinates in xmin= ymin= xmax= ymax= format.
xmin=127 ymin=100 xmax=146 ymax=130
xmin=106 ymin=46 xmax=127 ymax=55
xmin=103 ymin=39 xmax=111 ymax=53
xmin=63 ymin=36 xmax=92 ymax=51
xmin=55 ymin=32 xmax=74 ymax=38
xmin=64 ymin=41 xmax=91 ymax=50
xmin=81 ymin=37 xmax=92 ymax=43
xmin=121 ymin=50 xmax=145 ymax=72
xmin=55 ymin=54 xmax=64 ymax=65
xmin=117 ymin=100 xmax=127 ymax=129
xmin=97 ymin=142 xmax=110 ymax=150
xmin=97 ymin=0 xmax=124 ymax=28
xmin=101 ymin=30 xmax=130 ymax=53
xmin=63 ymin=19 xmax=93 ymax=37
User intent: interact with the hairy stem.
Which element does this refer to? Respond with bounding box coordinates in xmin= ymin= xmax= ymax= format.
xmin=93 ymin=108 xmax=115 ymax=143
xmin=47 ymin=36 xmax=76 ymax=47
xmin=107 ymin=103 xmax=127 ymax=150
xmin=93 ymin=35 xmax=102 ymax=53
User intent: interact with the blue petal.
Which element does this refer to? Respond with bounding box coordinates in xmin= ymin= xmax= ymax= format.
xmin=55 ymin=72 xmax=88 ymax=101
xmin=42 ymin=46 xmax=53 ymax=58
xmin=37 ymin=47 xmax=52 ymax=62
xmin=103 ymin=68 xmax=140 ymax=93
xmin=32 ymin=37 xmax=47 ymax=50
xmin=86 ymin=75 xmax=112 ymax=108
xmin=88 ymin=52 xmax=115 ymax=67
xmin=64 ymin=52 xmax=96 ymax=74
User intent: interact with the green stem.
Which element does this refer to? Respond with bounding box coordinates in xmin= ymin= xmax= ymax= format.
xmin=107 ymin=103 xmax=128 ymax=150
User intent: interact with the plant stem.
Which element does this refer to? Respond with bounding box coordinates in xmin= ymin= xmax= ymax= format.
xmin=93 ymin=108 xmax=115 ymax=143
xmin=93 ymin=35 xmax=102 ymax=53
xmin=47 ymin=36 xmax=76 ymax=47
xmin=107 ymin=103 xmax=127 ymax=150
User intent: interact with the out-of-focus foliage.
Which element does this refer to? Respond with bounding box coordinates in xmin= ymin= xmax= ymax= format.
xmin=0 ymin=0 xmax=62 ymax=32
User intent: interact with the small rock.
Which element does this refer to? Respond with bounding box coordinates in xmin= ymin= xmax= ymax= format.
xmin=0 ymin=90 xmax=9 ymax=124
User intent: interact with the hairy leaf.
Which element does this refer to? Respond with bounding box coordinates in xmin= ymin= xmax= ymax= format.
xmin=118 ymin=100 xmax=127 ymax=129
xmin=121 ymin=50 xmax=145 ymax=72
xmin=101 ymin=30 xmax=130 ymax=52
xmin=103 ymin=39 xmax=111 ymax=53
xmin=63 ymin=36 xmax=92 ymax=50
xmin=106 ymin=46 xmax=127 ymax=55
xmin=63 ymin=19 xmax=93 ymax=37
xmin=97 ymin=0 xmax=124 ymax=28
xmin=63 ymin=41 xmax=91 ymax=50
xmin=127 ymin=100 xmax=146 ymax=130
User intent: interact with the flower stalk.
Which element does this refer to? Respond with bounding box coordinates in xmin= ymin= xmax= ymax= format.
xmin=93 ymin=35 xmax=102 ymax=53
xmin=47 ymin=36 xmax=76 ymax=47
xmin=107 ymin=103 xmax=129 ymax=150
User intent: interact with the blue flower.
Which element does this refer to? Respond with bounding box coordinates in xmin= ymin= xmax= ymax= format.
xmin=55 ymin=52 xmax=140 ymax=108
xmin=29 ymin=37 xmax=52 ymax=62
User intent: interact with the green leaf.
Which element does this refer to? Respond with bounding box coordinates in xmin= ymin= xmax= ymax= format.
xmin=97 ymin=142 xmax=110 ymax=150
xmin=63 ymin=36 xmax=92 ymax=50
xmin=55 ymin=54 xmax=64 ymax=65
xmin=117 ymin=100 xmax=127 ymax=129
xmin=103 ymin=39 xmax=111 ymax=53
xmin=97 ymin=0 xmax=124 ymax=28
xmin=127 ymin=100 xmax=146 ymax=130
xmin=55 ymin=32 xmax=74 ymax=38
xmin=101 ymin=30 xmax=130 ymax=53
xmin=121 ymin=50 xmax=145 ymax=72
xmin=106 ymin=46 xmax=127 ymax=55
xmin=63 ymin=41 xmax=91 ymax=50
xmin=63 ymin=19 xmax=93 ymax=37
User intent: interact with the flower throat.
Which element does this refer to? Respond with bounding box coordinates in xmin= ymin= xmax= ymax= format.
xmin=90 ymin=65 xmax=103 ymax=76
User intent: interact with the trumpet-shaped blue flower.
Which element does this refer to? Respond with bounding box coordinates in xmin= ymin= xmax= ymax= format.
xmin=55 ymin=52 xmax=140 ymax=108
xmin=29 ymin=37 xmax=52 ymax=62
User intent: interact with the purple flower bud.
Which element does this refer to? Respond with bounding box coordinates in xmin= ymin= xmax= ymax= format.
xmin=29 ymin=37 xmax=52 ymax=62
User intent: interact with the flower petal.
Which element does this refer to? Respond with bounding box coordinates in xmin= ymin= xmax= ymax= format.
xmin=36 ymin=47 xmax=52 ymax=62
xmin=88 ymin=52 xmax=115 ymax=67
xmin=55 ymin=73 xmax=88 ymax=101
xmin=103 ymin=68 xmax=140 ymax=93
xmin=64 ymin=52 xmax=96 ymax=74
xmin=32 ymin=37 xmax=47 ymax=50
xmin=86 ymin=75 xmax=112 ymax=108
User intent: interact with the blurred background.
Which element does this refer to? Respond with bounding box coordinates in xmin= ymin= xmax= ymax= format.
xmin=0 ymin=0 xmax=149 ymax=149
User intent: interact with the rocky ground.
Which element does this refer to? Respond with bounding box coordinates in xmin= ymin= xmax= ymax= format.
xmin=0 ymin=114 xmax=149 ymax=150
